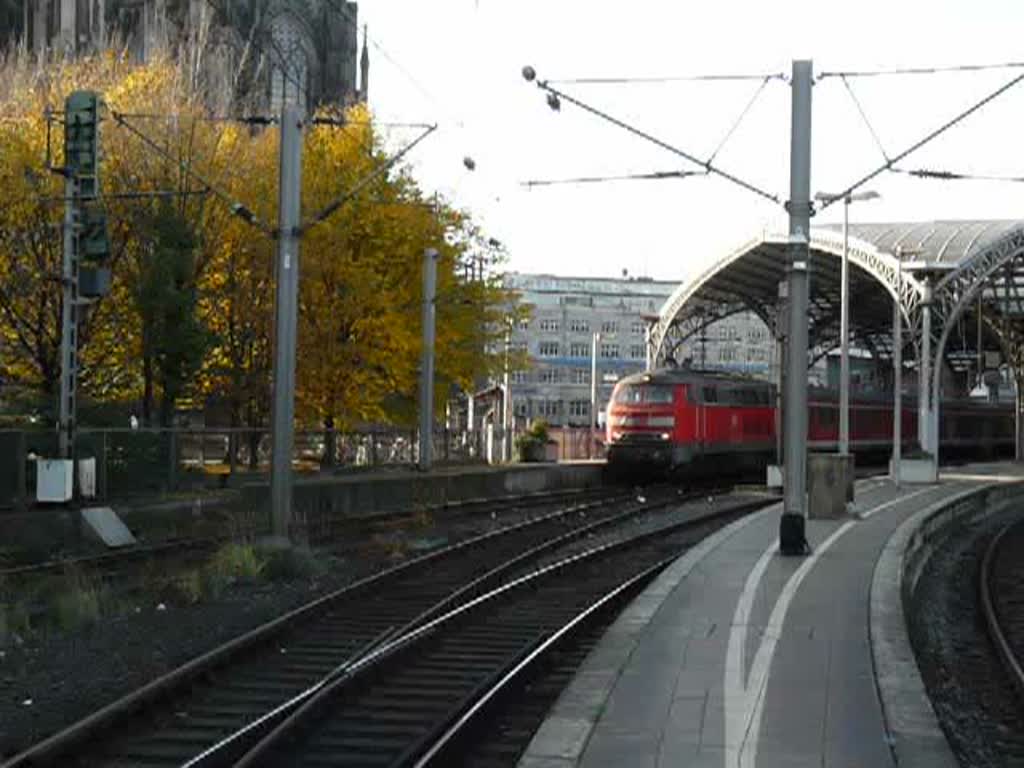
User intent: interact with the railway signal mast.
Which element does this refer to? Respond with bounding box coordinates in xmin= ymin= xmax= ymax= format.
xmin=57 ymin=91 xmax=111 ymax=487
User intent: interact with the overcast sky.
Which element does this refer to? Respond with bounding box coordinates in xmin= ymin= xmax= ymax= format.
xmin=358 ymin=0 xmax=1024 ymax=284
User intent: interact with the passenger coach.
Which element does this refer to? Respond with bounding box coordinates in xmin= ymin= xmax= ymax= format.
xmin=605 ymin=367 xmax=1014 ymax=478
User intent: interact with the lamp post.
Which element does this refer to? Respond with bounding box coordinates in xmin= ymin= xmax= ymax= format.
xmin=590 ymin=331 xmax=601 ymax=459
xmin=814 ymin=190 xmax=880 ymax=456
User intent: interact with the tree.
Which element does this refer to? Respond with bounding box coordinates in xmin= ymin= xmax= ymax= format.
xmin=134 ymin=203 xmax=213 ymax=426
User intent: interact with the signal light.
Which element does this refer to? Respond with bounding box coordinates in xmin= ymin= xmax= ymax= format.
xmin=64 ymin=91 xmax=100 ymax=197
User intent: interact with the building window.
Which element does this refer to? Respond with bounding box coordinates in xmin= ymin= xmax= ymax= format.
xmin=630 ymin=345 xmax=645 ymax=359
xmin=540 ymin=368 xmax=561 ymax=383
xmin=569 ymin=400 xmax=590 ymax=417
xmin=517 ymin=318 xmax=530 ymax=331
xmin=512 ymin=341 xmax=528 ymax=354
xmin=600 ymin=343 xmax=619 ymax=359
xmin=569 ymin=319 xmax=590 ymax=333
xmin=537 ymin=399 xmax=561 ymax=417
xmin=569 ymin=342 xmax=589 ymax=358
xmin=539 ymin=342 xmax=559 ymax=357
xmin=540 ymin=319 xmax=560 ymax=333
xmin=601 ymin=321 xmax=619 ymax=334
xmin=511 ymin=370 xmax=529 ymax=383
xmin=572 ymin=368 xmax=590 ymax=384
xmin=631 ymin=322 xmax=645 ymax=335
xmin=514 ymin=401 xmax=528 ymax=417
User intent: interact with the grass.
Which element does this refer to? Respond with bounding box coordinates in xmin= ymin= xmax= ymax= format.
xmin=0 ymin=566 xmax=111 ymax=640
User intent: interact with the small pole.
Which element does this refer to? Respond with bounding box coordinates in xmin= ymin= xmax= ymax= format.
xmin=269 ymin=104 xmax=303 ymax=542
xmin=839 ymin=196 xmax=850 ymax=455
xmin=590 ymin=331 xmax=601 ymax=459
xmin=893 ymin=259 xmax=903 ymax=489
xmin=418 ymin=248 xmax=439 ymax=471
xmin=503 ymin=328 xmax=512 ymax=462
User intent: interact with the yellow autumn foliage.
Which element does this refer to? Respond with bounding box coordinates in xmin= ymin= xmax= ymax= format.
xmin=0 ymin=50 xmax=512 ymax=430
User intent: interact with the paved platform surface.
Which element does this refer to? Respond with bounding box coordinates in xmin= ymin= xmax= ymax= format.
xmin=518 ymin=463 xmax=1024 ymax=768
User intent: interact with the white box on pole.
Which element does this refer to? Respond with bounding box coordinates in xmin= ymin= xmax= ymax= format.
xmin=78 ymin=457 xmax=96 ymax=498
xmin=37 ymin=459 xmax=73 ymax=502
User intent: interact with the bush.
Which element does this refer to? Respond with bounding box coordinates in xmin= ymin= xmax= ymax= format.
xmin=203 ymin=542 xmax=266 ymax=596
xmin=515 ymin=420 xmax=552 ymax=463
xmin=49 ymin=567 xmax=109 ymax=633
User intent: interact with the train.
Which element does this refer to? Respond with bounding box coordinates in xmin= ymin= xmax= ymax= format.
xmin=605 ymin=367 xmax=1015 ymax=477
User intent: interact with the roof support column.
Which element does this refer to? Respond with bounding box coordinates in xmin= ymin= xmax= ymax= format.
xmin=780 ymin=59 xmax=812 ymax=555
xmin=918 ymin=281 xmax=934 ymax=455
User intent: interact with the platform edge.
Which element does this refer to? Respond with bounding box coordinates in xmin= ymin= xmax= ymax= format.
xmin=869 ymin=484 xmax=993 ymax=768
xmin=515 ymin=502 xmax=780 ymax=768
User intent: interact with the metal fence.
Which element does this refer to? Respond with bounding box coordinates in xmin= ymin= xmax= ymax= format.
xmin=0 ymin=427 xmax=486 ymax=509
xmin=0 ymin=425 xmax=608 ymax=509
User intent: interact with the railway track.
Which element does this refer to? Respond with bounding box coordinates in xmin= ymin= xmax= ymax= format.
xmin=221 ymin=495 xmax=770 ymax=767
xmin=905 ymin=508 xmax=1024 ymax=766
xmin=0 ymin=485 xmax=625 ymax=581
xmin=2 ymin=484 xmax=734 ymax=767
xmin=981 ymin=515 xmax=1024 ymax=704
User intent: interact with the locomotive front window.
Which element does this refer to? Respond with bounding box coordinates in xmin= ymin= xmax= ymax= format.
xmin=614 ymin=384 xmax=674 ymax=404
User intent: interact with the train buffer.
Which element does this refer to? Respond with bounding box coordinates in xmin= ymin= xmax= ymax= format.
xmin=517 ymin=462 xmax=1024 ymax=768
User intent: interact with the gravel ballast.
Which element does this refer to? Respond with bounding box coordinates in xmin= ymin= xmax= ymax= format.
xmin=906 ymin=506 xmax=1024 ymax=767
xmin=0 ymin=492 xmax=637 ymax=759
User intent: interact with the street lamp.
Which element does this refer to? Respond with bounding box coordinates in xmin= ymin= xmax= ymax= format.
xmin=590 ymin=332 xmax=602 ymax=459
xmin=814 ymin=189 xmax=880 ymax=455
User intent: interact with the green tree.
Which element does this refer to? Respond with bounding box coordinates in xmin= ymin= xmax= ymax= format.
xmin=135 ymin=204 xmax=213 ymax=426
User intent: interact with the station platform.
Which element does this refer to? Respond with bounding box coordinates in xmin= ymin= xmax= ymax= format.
xmin=518 ymin=463 xmax=1024 ymax=768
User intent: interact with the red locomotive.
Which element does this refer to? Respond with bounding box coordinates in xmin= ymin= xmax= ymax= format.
xmin=605 ymin=368 xmax=1014 ymax=476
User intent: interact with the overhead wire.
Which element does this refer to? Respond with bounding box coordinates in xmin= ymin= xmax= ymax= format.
xmin=532 ymin=80 xmax=781 ymax=204
xmin=706 ymin=75 xmax=773 ymax=166
xmin=105 ymin=105 xmax=273 ymax=234
xmin=521 ymin=170 xmax=706 ymax=187
xmin=840 ymin=75 xmax=891 ymax=164
xmin=816 ymin=68 xmax=1024 ymax=212
xmin=547 ymin=72 xmax=787 ymax=85
xmin=891 ymin=167 xmax=1024 ymax=183
xmin=819 ymin=61 xmax=1024 ymax=79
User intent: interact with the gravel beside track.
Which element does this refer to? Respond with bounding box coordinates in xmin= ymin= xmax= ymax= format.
xmin=0 ymin=486 xmax=648 ymax=760
xmin=242 ymin=499 xmax=761 ymax=767
xmin=906 ymin=506 xmax=1024 ymax=767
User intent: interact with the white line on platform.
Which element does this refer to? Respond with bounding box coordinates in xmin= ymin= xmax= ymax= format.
xmin=722 ymin=485 xmax=943 ymax=768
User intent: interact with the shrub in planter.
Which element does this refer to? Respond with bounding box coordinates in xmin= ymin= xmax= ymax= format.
xmin=516 ymin=420 xmax=552 ymax=463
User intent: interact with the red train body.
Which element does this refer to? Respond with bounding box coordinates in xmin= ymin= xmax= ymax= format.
xmin=605 ymin=368 xmax=1014 ymax=475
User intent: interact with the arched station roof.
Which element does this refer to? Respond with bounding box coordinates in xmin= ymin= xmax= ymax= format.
xmin=652 ymin=219 xmax=1024 ymax=375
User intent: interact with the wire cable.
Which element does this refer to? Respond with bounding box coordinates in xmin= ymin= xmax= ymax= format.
xmin=706 ymin=75 xmax=773 ymax=166
xmin=521 ymin=170 xmax=706 ymax=187
xmin=891 ymin=166 xmax=1024 ymax=183
xmin=819 ymin=61 xmax=1024 ymax=79
xmin=840 ymin=75 xmax=891 ymax=163
xmin=105 ymin=106 xmax=273 ymax=235
xmin=534 ymin=80 xmax=780 ymax=204
xmin=817 ymin=69 xmax=1024 ymax=212
xmin=298 ymin=123 xmax=438 ymax=235
xmin=547 ymin=73 xmax=787 ymax=85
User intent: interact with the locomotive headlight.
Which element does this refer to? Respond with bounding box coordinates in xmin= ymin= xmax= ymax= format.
xmin=660 ymin=432 xmax=671 ymax=440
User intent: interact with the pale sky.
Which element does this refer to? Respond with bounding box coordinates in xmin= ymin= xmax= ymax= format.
xmin=359 ymin=0 xmax=1024 ymax=284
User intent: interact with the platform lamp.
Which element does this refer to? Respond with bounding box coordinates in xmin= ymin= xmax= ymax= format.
xmin=590 ymin=331 xmax=602 ymax=459
xmin=814 ymin=190 xmax=880 ymax=457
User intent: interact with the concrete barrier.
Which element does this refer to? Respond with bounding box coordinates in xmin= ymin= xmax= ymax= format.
xmin=241 ymin=463 xmax=606 ymax=542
